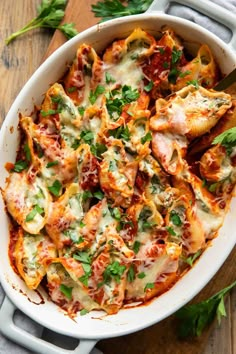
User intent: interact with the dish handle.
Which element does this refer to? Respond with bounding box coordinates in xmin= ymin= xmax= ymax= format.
xmin=0 ymin=297 xmax=101 ymax=354
xmin=147 ymin=0 xmax=236 ymax=51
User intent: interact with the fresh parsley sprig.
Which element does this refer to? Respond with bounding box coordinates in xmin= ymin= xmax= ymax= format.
xmin=92 ymin=0 xmax=153 ymax=22
xmin=5 ymin=0 xmax=78 ymax=45
xmin=175 ymin=280 xmax=236 ymax=338
xmin=212 ymin=127 xmax=236 ymax=155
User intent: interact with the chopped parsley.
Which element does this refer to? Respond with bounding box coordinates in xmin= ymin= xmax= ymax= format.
xmin=144 ymin=80 xmax=154 ymax=92
xmin=40 ymin=109 xmax=61 ymax=116
xmin=187 ymin=79 xmax=199 ymax=88
xmin=80 ymin=130 xmax=94 ymax=144
xmin=108 ymin=125 xmax=131 ymax=141
xmin=171 ymin=47 xmax=182 ymax=64
xmin=59 ymin=284 xmax=73 ymax=300
xmin=127 ymin=264 xmax=135 ymax=282
xmin=138 ymin=272 xmax=146 ymax=279
xmin=212 ymin=127 xmax=236 ymax=155
xmin=25 ymin=204 xmax=44 ymax=222
xmin=23 ymin=143 xmax=31 ymax=162
xmin=181 ymin=249 xmax=202 ymax=267
xmin=89 ymin=84 xmax=105 ymax=104
xmin=80 ymin=309 xmax=89 ymax=316
xmin=166 ymin=226 xmax=177 ymax=236
xmin=141 ymin=131 xmax=152 ymax=144
xmin=46 ymin=160 xmax=59 ymax=168
xmin=90 ymin=143 xmax=107 ymax=159
xmin=67 ymin=86 xmax=77 ymax=93
xmin=105 ymin=72 xmax=116 ymax=84
xmin=78 ymin=106 xmax=85 ymax=116
xmin=133 ymin=240 xmax=141 ymax=254
xmin=170 ymin=210 xmax=182 ymax=226
xmin=144 ymin=282 xmax=155 ymax=292
xmin=48 ymin=179 xmax=62 ymax=197
xmin=12 ymin=160 xmax=28 ymax=173
xmin=103 ymin=261 xmax=126 ymax=284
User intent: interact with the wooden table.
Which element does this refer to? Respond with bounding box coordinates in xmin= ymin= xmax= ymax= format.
xmin=0 ymin=1 xmax=235 ymax=353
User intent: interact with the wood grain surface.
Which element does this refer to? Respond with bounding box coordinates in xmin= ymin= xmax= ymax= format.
xmin=0 ymin=1 xmax=235 ymax=354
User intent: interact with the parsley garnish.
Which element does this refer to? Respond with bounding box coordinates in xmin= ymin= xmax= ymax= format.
xmin=170 ymin=210 xmax=182 ymax=226
xmin=48 ymin=179 xmax=62 ymax=197
xmin=80 ymin=309 xmax=89 ymax=316
xmin=141 ymin=131 xmax=152 ymax=144
xmin=91 ymin=0 xmax=153 ymax=22
xmin=80 ymin=130 xmax=94 ymax=144
xmin=166 ymin=226 xmax=176 ymax=236
xmin=144 ymin=282 xmax=155 ymax=292
xmin=93 ymin=190 xmax=104 ymax=200
xmin=78 ymin=107 xmax=85 ymax=116
xmin=176 ymin=280 xmax=236 ymax=338
xmin=5 ymin=0 xmax=78 ymax=45
xmin=212 ymin=127 xmax=236 ymax=155
xmin=133 ymin=240 xmax=141 ymax=254
xmin=90 ymin=143 xmax=107 ymax=159
xmin=168 ymin=68 xmax=180 ymax=84
xmin=23 ymin=143 xmax=31 ymax=162
xmin=82 ymin=190 xmax=93 ymax=201
xmin=127 ymin=264 xmax=135 ymax=282
xmin=12 ymin=160 xmax=28 ymax=173
xmin=187 ymin=80 xmax=199 ymax=88
xmin=89 ymin=85 xmax=105 ymax=104
xmin=171 ymin=47 xmax=182 ymax=64
xmin=67 ymin=86 xmax=77 ymax=93
xmin=25 ymin=205 xmax=44 ymax=222
xmin=105 ymin=72 xmax=116 ymax=84
xmin=181 ymin=249 xmax=202 ymax=267
xmin=109 ymin=125 xmax=131 ymax=141
xmin=59 ymin=284 xmax=73 ymax=300
xmin=40 ymin=109 xmax=61 ymax=117
xmin=103 ymin=261 xmax=126 ymax=284
xmin=46 ymin=160 xmax=59 ymax=168
xmin=138 ymin=272 xmax=146 ymax=279
xmin=144 ymin=80 xmax=154 ymax=92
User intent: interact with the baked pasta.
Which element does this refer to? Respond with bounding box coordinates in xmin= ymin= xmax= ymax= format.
xmin=4 ymin=27 xmax=236 ymax=317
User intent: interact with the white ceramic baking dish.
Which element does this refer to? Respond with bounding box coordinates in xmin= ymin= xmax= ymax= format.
xmin=0 ymin=0 xmax=235 ymax=353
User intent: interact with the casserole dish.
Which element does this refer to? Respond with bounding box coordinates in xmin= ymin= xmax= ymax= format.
xmin=0 ymin=0 xmax=235 ymax=353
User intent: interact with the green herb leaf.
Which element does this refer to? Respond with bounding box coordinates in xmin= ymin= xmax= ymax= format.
xmin=141 ymin=131 xmax=152 ymax=144
xmin=171 ymin=47 xmax=182 ymax=64
xmin=46 ymin=160 xmax=59 ymax=168
xmin=67 ymin=86 xmax=77 ymax=93
xmin=58 ymin=22 xmax=78 ymax=39
xmin=127 ymin=264 xmax=135 ymax=282
xmin=82 ymin=190 xmax=93 ymax=201
xmin=25 ymin=205 xmax=44 ymax=222
xmin=105 ymin=71 xmax=116 ymax=84
xmin=92 ymin=0 xmax=153 ymax=22
xmin=133 ymin=240 xmax=141 ymax=254
xmin=137 ymin=272 xmax=146 ymax=279
xmin=187 ymin=79 xmax=199 ymax=88
xmin=48 ymin=179 xmax=62 ymax=197
xmin=181 ymin=249 xmax=202 ymax=267
xmin=5 ymin=0 xmax=77 ymax=45
xmin=12 ymin=160 xmax=28 ymax=173
xmin=175 ymin=280 xmax=236 ymax=338
xmin=89 ymin=84 xmax=105 ymax=104
xmin=166 ymin=226 xmax=176 ymax=236
xmin=78 ymin=107 xmax=85 ymax=116
xmin=212 ymin=127 xmax=236 ymax=154
xmin=93 ymin=190 xmax=104 ymax=200
xmin=90 ymin=143 xmax=107 ymax=159
xmin=170 ymin=210 xmax=182 ymax=226
xmin=144 ymin=282 xmax=155 ymax=291
xmin=80 ymin=308 xmax=89 ymax=316
xmin=103 ymin=261 xmax=126 ymax=284
xmin=24 ymin=143 xmax=31 ymax=162
xmin=144 ymin=80 xmax=154 ymax=92
xmin=60 ymin=284 xmax=73 ymax=300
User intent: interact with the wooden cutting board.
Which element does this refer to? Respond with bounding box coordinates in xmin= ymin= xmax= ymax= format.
xmin=45 ymin=1 xmax=236 ymax=353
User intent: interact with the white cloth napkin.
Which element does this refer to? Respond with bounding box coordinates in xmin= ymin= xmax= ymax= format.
xmin=0 ymin=0 xmax=236 ymax=353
